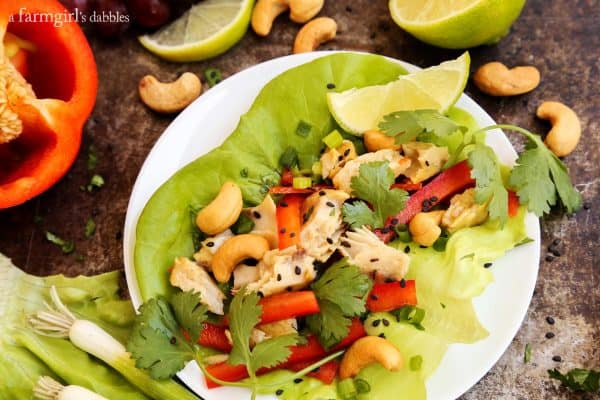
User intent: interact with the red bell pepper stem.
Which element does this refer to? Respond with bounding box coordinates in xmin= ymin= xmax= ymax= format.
xmin=223 ymin=291 xmax=321 ymax=326
xmin=508 ymin=190 xmax=519 ymax=217
xmin=287 ymin=359 xmax=339 ymax=385
xmin=277 ymin=195 xmax=305 ymax=249
xmin=366 ymin=280 xmax=417 ymax=312
xmin=377 ymin=160 xmax=475 ymax=243
xmin=204 ymin=319 xmax=365 ymax=388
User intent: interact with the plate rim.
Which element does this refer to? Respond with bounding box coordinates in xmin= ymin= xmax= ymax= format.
xmin=123 ymin=51 xmax=540 ymax=400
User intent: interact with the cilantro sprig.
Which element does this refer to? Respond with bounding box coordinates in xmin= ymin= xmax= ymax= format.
xmin=468 ymin=145 xmax=509 ymax=224
xmin=379 ymin=109 xmax=466 ymax=144
xmin=342 ymin=162 xmax=408 ymax=229
xmin=306 ymin=260 xmax=372 ymax=348
xmin=548 ymin=368 xmax=599 ymax=392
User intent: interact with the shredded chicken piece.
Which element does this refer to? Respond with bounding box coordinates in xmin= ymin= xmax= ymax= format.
xmin=441 ymin=188 xmax=489 ymax=233
xmin=402 ymin=142 xmax=449 ymax=183
xmin=333 ymin=149 xmax=411 ymax=194
xmin=299 ymin=189 xmax=349 ymax=262
xmin=169 ymin=256 xmax=225 ymax=315
xmin=244 ymin=194 xmax=278 ymax=249
xmin=193 ymin=229 xmax=234 ymax=271
xmin=320 ymin=140 xmax=357 ymax=179
xmin=257 ymin=318 xmax=298 ymax=337
xmin=232 ymin=263 xmax=260 ymax=290
xmin=246 ymin=246 xmax=316 ymax=297
xmin=338 ymin=227 xmax=409 ymax=282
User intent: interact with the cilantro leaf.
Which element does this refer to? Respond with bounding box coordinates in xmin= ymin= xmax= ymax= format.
xmin=171 ymin=291 xmax=208 ymax=343
xmin=250 ymin=334 xmax=299 ymax=371
xmin=508 ymin=128 xmax=582 ymax=216
xmin=126 ymin=296 xmax=195 ymax=380
xmin=342 ymin=201 xmax=378 ymax=229
xmin=379 ymin=110 xmax=465 ymax=144
xmin=548 ymin=368 xmax=599 ymax=392
xmin=468 ymin=145 xmax=509 ymax=224
xmin=344 ymin=162 xmax=408 ymax=228
xmin=307 ymin=260 xmax=371 ymax=348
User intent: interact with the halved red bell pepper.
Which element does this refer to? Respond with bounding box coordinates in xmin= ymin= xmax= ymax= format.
xmin=287 ymin=358 xmax=339 ymax=384
xmin=204 ymin=318 xmax=365 ymax=388
xmin=0 ymin=0 xmax=98 ymax=208
xmin=223 ymin=291 xmax=321 ymax=326
xmin=366 ymin=280 xmax=417 ymax=312
xmin=276 ymin=194 xmax=305 ymax=249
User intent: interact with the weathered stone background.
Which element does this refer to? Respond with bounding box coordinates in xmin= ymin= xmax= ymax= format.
xmin=1 ymin=0 xmax=598 ymax=398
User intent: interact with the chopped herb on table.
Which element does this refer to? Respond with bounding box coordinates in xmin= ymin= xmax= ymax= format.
xmin=204 ymin=68 xmax=222 ymax=87
xmin=524 ymin=343 xmax=532 ymax=363
xmin=86 ymin=174 xmax=105 ymax=192
xmin=548 ymin=368 xmax=599 ymax=392
xmin=85 ymin=218 xmax=96 ymax=238
xmin=87 ymin=144 xmax=99 ymax=171
xmin=45 ymin=231 xmax=75 ymax=254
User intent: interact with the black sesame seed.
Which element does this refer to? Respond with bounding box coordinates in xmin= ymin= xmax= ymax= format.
xmin=483 ymin=262 xmax=493 ymax=268
xmin=378 ymin=333 xmax=386 ymax=338
xmin=206 ymin=241 xmax=215 ymax=247
xmin=419 ymin=245 xmax=427 ymax=249
xmin=545 ymin=255 xmax=555 ymax=262
xmin=326 ymin=237 xmax=334 ymax=244
xmin=290 ymin=232 xmax=296 ymax=238
xmin=551 ymin=248 xmax=562 ymax=257
xmin=343 ymin=148 xmax=351 ymax=157
xmin=552 ymin=355 xmax=562 ymax=362
xmin=546 ymin=316 xmax=555 ymax=325
xmin=170 ymin=336 xmax=177 ymax=344
xmin=546 ymin=332 xmax=555 ymax=339
xmin=345 ymin=5 xmax=353 ymax=12
xmin=326 ymin=201 xmax=335 ymax=207
xmin=400 ymin=279 xmax=406 ymax=288
xmin=370 ymin=258 xmax=379 ymax=262
xmin=244 ymin=258 xmax=259 ymax=266
xmin=430 ymin=196 xmax=438 ymax=202
xmin=294 ymin=378 xmax=303 ymax=384
xmin=295 ymin=266 xmax=302 ymax=275
xmin=312 ymin=366 xmax=321 ymax=373
xmin=319 ymin=190 xmax=326 ymax=196
xmin=280 ymin=228 xmax=287 ymax=234
xmin=372 ymin=319 xmax=381 ymax=327
xmin=425 ymin=160 xmax=430 ymax=166
xmin=253 ymin=211 xmax=262 ymax=219
xmin=382 ymin=318 xmax=390 ymax=327
xmin=327 ymin=83 xmax=336 ymax=89
xmin=404 ymin=245 xmax=410 ymax=253
xmin=370 ymin=294 xmax=379 ymax=301
xmin=280 ymin=201 xmax=288 ymax=207
xmin=385 ymin=277 xmax=394 ymax=283
xmin=341 ymin=241 xmax=351 ymax=248
xmin=583 ymin=202 xmax=590 ymax=210
xmin=286 ymin=286 xmax=293 ymax=292
xmin=277 ymin=274 xmax=282 ymax=281
xmin=276 ymin=389 xmax=284 ymax=396
xmin=391 ymin=218 xmax=399 ymax=225
xmin=381 ymin=227 xmax=391 ymax=234
xmin=338 ymin=155 xmax=344 ymax=162
xmin=552 ymin=238 xmax=561 ymax=246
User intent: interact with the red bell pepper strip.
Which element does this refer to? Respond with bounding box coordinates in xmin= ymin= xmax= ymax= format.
xmin=377 ymin=160 xmax=475 ymax=243
xmin=508 ymin=190 xmax=519 ymax=217
xmin=0 ymin=0 xmax=98 ymax=209
xmin=198 ymin=323 xmax=232 ymax=352
xmin=391 ymin=181 xmax=423 ymax=192
xmin=223 ymin=291 xmax=321 ymax=326
xmin=276 ymin=195 xmax=305 ymax=249
xmin=366 ymin=280 xmax=417 ymax=312
xmin=281 ymin=168 xmax=294 ymax=186
xmin=270 ymin=186 xmax=314 ymax=195
xmin=204 ymin=318 xmax=365 ymax=388
xmin=287 ymin=359 xmax=339 ymax=385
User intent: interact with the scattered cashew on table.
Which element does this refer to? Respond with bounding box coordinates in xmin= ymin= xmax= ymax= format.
xmin=473 ymin=62 xmax=540 ymax=96
xmin=537 ymin=101 xmax=581 ymax=157
xmin=138 ymin=72 xmax=202 ymax=113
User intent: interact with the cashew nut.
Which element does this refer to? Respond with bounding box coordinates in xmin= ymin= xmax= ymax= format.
xmin=196 ymin=182 xmax=243 ymax=235
xmin=293 ymin=17 xmax=337 ymax=54
xmin=251 ymin=0 xmax=290 ymax=36
xmin=537 ymin=101 xmax=581 ymax=157
xmin=473 ymin=62 xmax=540 ymax=96
xmin=363 ymin=130 xmax=401 ymax=152
xmin=212 ymin=234 xmax=270 ymax=283
xmin=409 ymin=210 xmax=445 ymax=247
xmin=339 ymin=336 xmax=403 ymax=379
xmin=138 ymin=72 xmax=202 ymax=113
xmin=289 ymin=0 xmax=324 ymax=23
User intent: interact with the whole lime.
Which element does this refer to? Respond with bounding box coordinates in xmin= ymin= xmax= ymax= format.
xmin=389 ymin=0 xmax=527 ymax=49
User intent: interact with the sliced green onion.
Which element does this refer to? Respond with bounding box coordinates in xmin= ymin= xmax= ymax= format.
xmin=232 ymin=213 xmax=255 ymax=234
xmin=311 ymin=161 xmax=322 ymax=176
xmin=354 ymin=378 xmax=371 ymax=394
xmin=393 ymin=306 xmax=426 ymax=330
xmin=45 ymin=231 xmax=75 ymax=254
xmin=293 ymin=177 xmax=312 ymax=189
xmin=409 ymin=355 xmax=423 ymax=371
xmin=322 ymin=129 xmax=343 ymax=149
xmin=524 ymin=343 xmax=532 ymax=363
xmin=396 ymin=229 xmax=412 ymax=243
xmin=432 ymin=235 xmax=448 ymax=252
xmin=34 ymin=376 xmax=108 ymax=400
xmin=337 ymin=378 xmax=358 ymax=400
xmin=85 ymin=218 xmax=96 ymax=238
xmin=204 ymin=68 xmax=222 ymax=87
xmin=279 ymin=147 xmax=299 ymax=168
xmin=295 ymin=120 xmax=312 ymax=138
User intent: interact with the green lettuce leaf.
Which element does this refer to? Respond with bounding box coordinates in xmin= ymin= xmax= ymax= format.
xmin=134 ymin=53 xmax=408 ymax=301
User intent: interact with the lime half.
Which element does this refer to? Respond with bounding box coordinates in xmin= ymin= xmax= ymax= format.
xmin=389 ymin=0 xmax=526 ymax=49
xmin=139 ymin=0 xmax=255 ymax=62
xmin=327 ymin=52 xmax=470 ymax=135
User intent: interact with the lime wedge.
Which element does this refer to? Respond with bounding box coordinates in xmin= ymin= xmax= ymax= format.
xmin=139 ymin=0 xmax=255 ymax=62
xmin=327 ymin=53 xmax=470 ymax=135
xmin=389 ymin=0 xmax=526 ymax=49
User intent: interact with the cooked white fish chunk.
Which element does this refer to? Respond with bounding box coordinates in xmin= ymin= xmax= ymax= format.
xmin=193 ymin=229 xmax=234 ymax=271
xmin=247 ymin=246 xmax=316 ymax=297
xmin=169 ymin=256 xmax=225 ymax=315
xmin=402 ymin=142 xmax=449 ymax=183
xmin=320 ymin=140 xmax=358 ymax=179
xmin=441 ymin=188 xmax=489 ymax=233
xmin=257 ymin=318 xmax=298 ymax=337
xmin=338 ymin=227 xmax=409 ymax=282
xmin=245 ymin=195 xmax=279 ymax=249
xmin=333 ymin=149 xmax=411 ymax=194
xmin=300 ymin=189 xmax=349 ymax=262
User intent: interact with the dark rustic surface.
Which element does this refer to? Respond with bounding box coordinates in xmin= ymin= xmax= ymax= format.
xmin=1 ymin=0 xmax=598 ymax=398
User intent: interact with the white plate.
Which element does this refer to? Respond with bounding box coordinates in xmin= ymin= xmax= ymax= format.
xmin=123 ymin=52 xmax=540 ymax=400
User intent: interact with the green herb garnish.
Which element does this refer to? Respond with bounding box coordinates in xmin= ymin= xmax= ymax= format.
xmin=548 ymin=368 xmax=599 ymax=392
xmin=322 ymin=129 xmax=344 ymax=149
xmin=524 ymin=343 xmax=532 ymax=363
xmin=85 ymin=218 xmax=96 ymax=238
xmin=468 ymin=144 xmax=509 ymax=224
xmin=379 ymin=110 xmax=466 ymax=144
xmin=204 ymin=68 xmax=222 ymax=87
xmin=410 ymin=355 xmax=423 ymax=371
xmin=87 ymin=174 xmax=105 ymax=192
xmin=392 ymin=306 xmax=426 ymax=330
xmin=295 ymin=120 xmax=312 ymax=138
xmin=279 ymin=147 xmax=299 ymax=169
xmin=45 ymin=231 xmax=75 ymax=254
xmin=231 ymin=213 xmax=255 ymax=235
